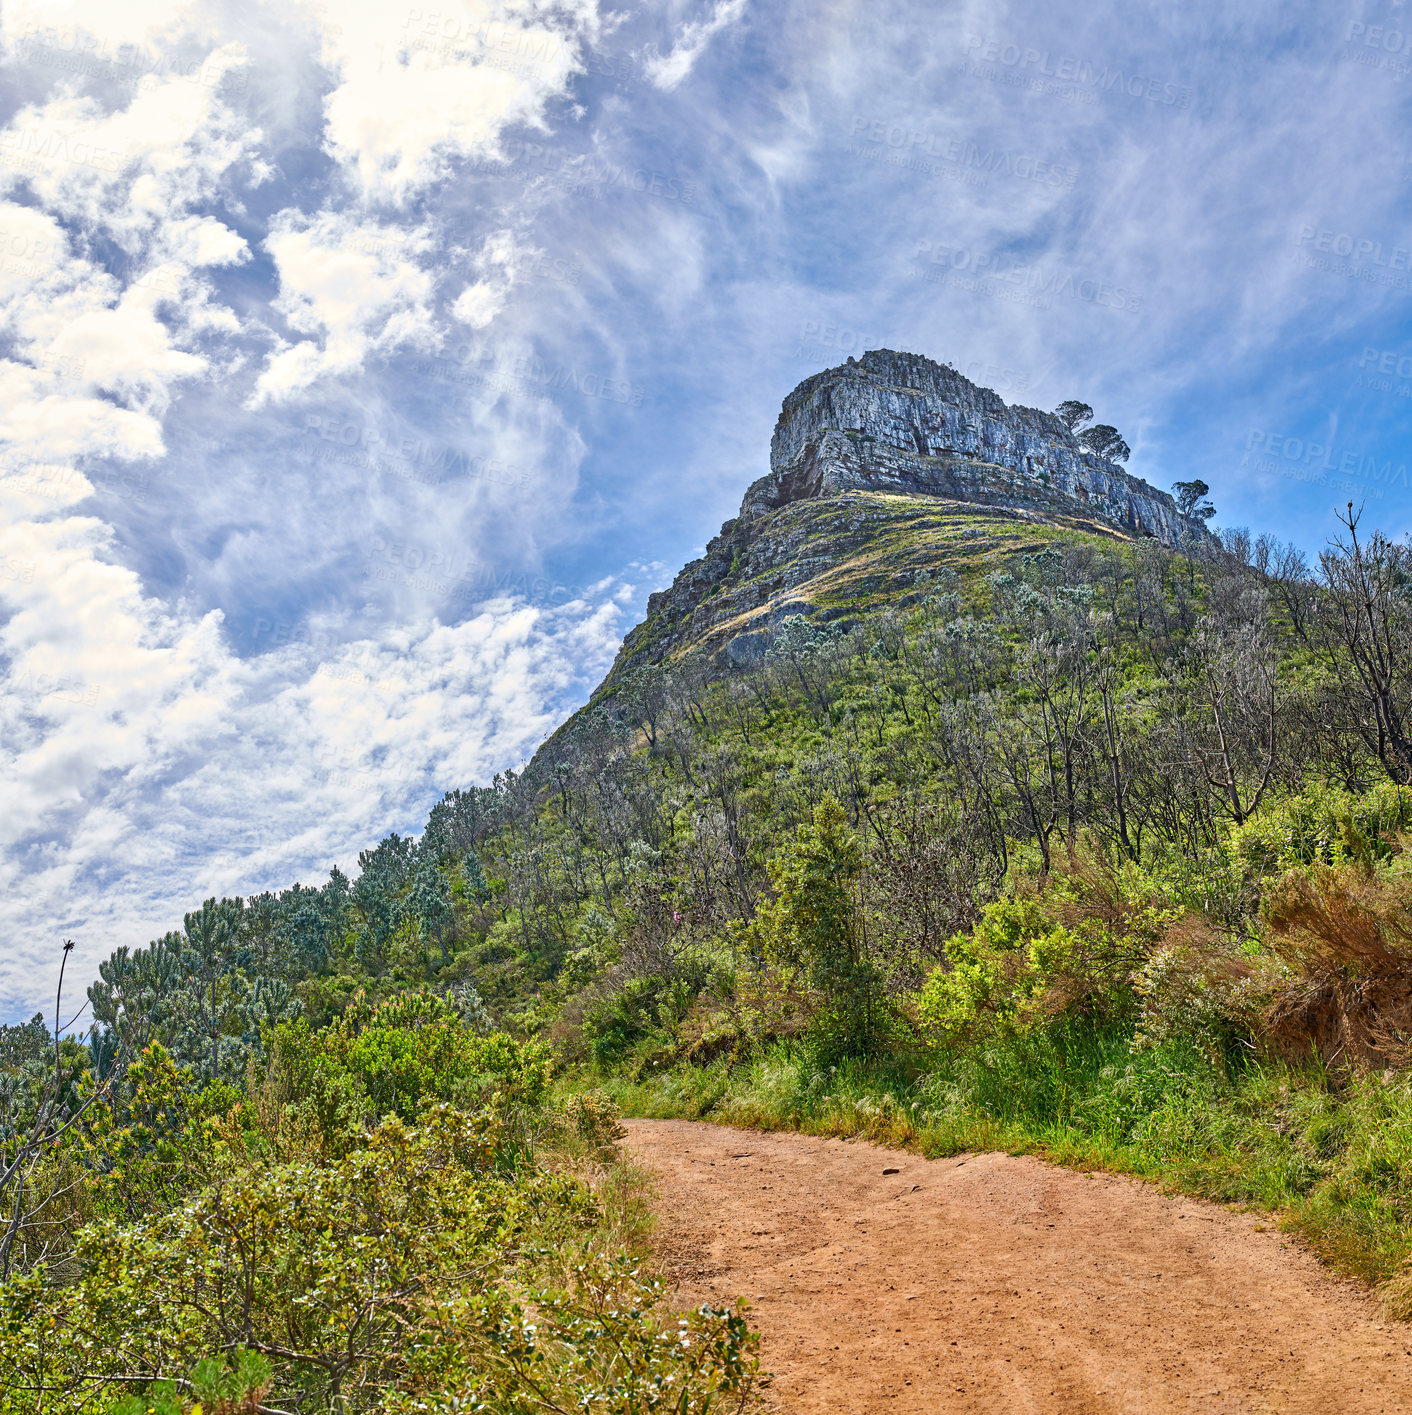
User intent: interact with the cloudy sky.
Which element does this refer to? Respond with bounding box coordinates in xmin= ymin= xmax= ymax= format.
xmin=1 ymin=0 xmax=1409 ymax=1019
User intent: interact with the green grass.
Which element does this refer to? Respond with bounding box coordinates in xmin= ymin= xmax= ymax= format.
xmin=587 ymin=1026 xmax=1412 ymax=1300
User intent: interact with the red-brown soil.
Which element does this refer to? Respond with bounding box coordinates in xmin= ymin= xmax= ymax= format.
xmin=625 ymin=1118 xmax=1412 ymax=1414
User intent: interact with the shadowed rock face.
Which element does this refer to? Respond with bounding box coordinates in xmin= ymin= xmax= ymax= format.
xmin=743 ymin=349 xmax=1207 ymax=547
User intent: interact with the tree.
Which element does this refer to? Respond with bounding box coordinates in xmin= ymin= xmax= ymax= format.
xmin=1 ymin=942 xmax=126 ymax=1279
xmin=1173 ymin=478 xmax=1216 ymax=523
xmin=767 ymin=615 xmax=844 ymax=715
xmin=282 ymin=883 xmax=338 ymax=974
xmin=180 ymin=898 xmax=247 ymax=1079
xmin=1221 ymin=526 xmax=1253 ymax=565
xmin=1080 ymin=424 xmax=1131 ymax=462
xmin=1254 ymin=534 xmax=1313 ymax=642
xmin=617 ymin=664 xmax=670 ymax=751
xmin=867 ymin=797 xmax=1002 ymax=989
xmin=1054 ymin=400 xmax=1093 ymax=432
xmin=1173 ymin=619 xmax=1282 ymax=825
xmin=1094 ymin=648 xmax=1138 ymax=860
xmin=238 ymin=892 xmax=284 ymax=976
xmin=1312 ymin=503 xmax=1412 ymax=783
xmin=747 ymin=797 xmax=884 ymax=1060
xmin=89 ymin=936 xmax=184 ymax=1054
xmin=351 ymin=836 xmax=416 ymax=973
xmin=404 ymin=858 xmax=455 ymax=967
xmin=462 ymin=851 xmax=492 ymax=906
xmin=422 ymin=786 xmax=503 ymax=862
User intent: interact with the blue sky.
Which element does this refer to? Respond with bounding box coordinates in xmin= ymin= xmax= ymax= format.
xmin=1 ymin=0 xmax=1409 ymax=1020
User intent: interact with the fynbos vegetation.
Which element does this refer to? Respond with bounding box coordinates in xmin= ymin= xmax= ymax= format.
xmin=0 ymin=984 xmax=761 ymax=1411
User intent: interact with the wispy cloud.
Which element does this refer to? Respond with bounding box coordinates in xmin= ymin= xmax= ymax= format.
xmin=643 ymin=0 xmax=748 ymax=91
xmin=251 ymin=212 xmax=436 ymax=404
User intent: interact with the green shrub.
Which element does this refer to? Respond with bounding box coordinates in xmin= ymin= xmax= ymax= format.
xmin=917 ymin=856 xmax=1183 ymax=1046
xmin=391 ymin=1253 xmax=760 ymax=1414
xmin=3 ymin=1081 xmax=761 ymax=1414
xmin=1229 ymin=780 xmax=1412 ymax=879
xmin=268 ymin=997 xmax=551 ymax=1127
xmin=916 ymin=896 xmax=1064 ymax=1043
xmin=582 ymin=976 xmax=669 ymax=1066
xmin=744 ymin=797 xmax=889 ymax=1063
xmin=98 ymin=1350 xmax=273 ymax=1415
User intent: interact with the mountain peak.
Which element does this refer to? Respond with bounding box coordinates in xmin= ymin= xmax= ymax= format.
xmin=577 ymin=354 xmax=1211 ymax=709
xmin=741 ymin=348 xmax=1204 ymax=546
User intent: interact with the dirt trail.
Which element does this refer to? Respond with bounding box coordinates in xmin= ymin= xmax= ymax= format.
xmin=624 ymin=1119 xmax=1412 ymax=1414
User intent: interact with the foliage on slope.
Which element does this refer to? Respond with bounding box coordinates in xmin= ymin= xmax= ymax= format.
xmin=0 ymin=994 xmax=761 ymax=1412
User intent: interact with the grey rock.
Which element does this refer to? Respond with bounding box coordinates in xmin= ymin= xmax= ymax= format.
xmin=724 ymin=631 xmax=771 ymax=666
xmin=565 ymin=350 xmax=1212 ymax=720
xmin=770 ymin=598 xmax=814 ymax=622
xmin=741 ymin=349 xmax=1208 ymax=548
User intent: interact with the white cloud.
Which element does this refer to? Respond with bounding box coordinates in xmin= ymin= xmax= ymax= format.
xmin=313 ymin=0 xmax=596 ymax=205
xmin=643 ymin=0 xmax=747 ymax=91
xmin=0 ymin=46 xmax=255 ymax=244
xmin=0 ymin=0 xmax=1403 ymax=1032
xmin=0 ymin=579 xmax=632 ymax=1020
xmin=0 ymin=46 xmax=256 ymax=464
xmin=450 ymin=229 xmax=526 ymax=330
xmin=251 ymin=211 xmax=437 ymax=403
xmin=0 ymin=377 xmax=164 ymax=466
xmin=0 ymin=0 xmax=634 ymax=1020
xmin=452 ymin=282 xmax=506 ymax=330
xmin=52 ymin=285 xmax=208 ymax=411
xmin=1 ymin=0 xmax=200 ymax=48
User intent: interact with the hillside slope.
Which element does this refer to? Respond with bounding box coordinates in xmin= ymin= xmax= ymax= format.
xmin=54 ymin=345 xmax=1412 ymax=1334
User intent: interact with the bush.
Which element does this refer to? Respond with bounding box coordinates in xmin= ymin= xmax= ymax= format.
xmin=1259 ymin=861 xmax=1412 ymax=1070
xmin=916 ymin=896 xmax=1066 ymax=1043
xmin=745 ymin=797 xmax=889 ymax=1063
xmin=97 ymin=1351 xmax=272 ymax=1415
xmin=391 ymin=1253 xmax=760 ymax=1414
xmin=582 ymin=976 xmax=669 ymax=1066
xmin=1 ymin=1106 xmax=551 ymax=1409
xmin=1229 ymin=780 xmax=1412 ymax=879
xmin=1131 ymin=915 xmax=1252 ymax=1066
xmin=268 ymin=994 xmax=551 ymax=1129
xmin=559 ymin=1089 xmax=629 ymax=1158
xmin=1 ymin=1033 xmax=760 ymax=1414
xmin=917 ymin=853 xmax=1183 ymax=1046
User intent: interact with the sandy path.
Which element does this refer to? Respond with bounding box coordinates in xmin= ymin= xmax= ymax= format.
xmin=624 ymin=1118 xmax=1412 ymax=1414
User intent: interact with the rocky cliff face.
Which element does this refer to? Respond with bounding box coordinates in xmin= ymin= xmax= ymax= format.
xmin=745 ymin=349 xmax=1205 ymax=546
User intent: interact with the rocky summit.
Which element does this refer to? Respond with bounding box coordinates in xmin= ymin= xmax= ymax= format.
xmin=602 ymin=350 xmax=1209 ymax=687
xmin=750 ymin=349 xmax=1203 ymax=545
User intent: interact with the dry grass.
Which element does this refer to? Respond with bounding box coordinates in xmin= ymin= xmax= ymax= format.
xmin=533 ymin=1090 xmax=664 ymax=1280
xmin=1384 ymin=1270 xmax=1412 ymax=1321
xmin=1262 ymin=864 xmax=1412 ymax=1071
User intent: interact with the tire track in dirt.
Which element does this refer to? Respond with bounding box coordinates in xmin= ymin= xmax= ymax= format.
xmin=625 ymin=1118 xmax=1412 ymax=1414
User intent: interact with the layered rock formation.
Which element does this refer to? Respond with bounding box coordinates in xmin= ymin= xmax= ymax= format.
xmin=747 ymin=349 xmax=1205 ymax=545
